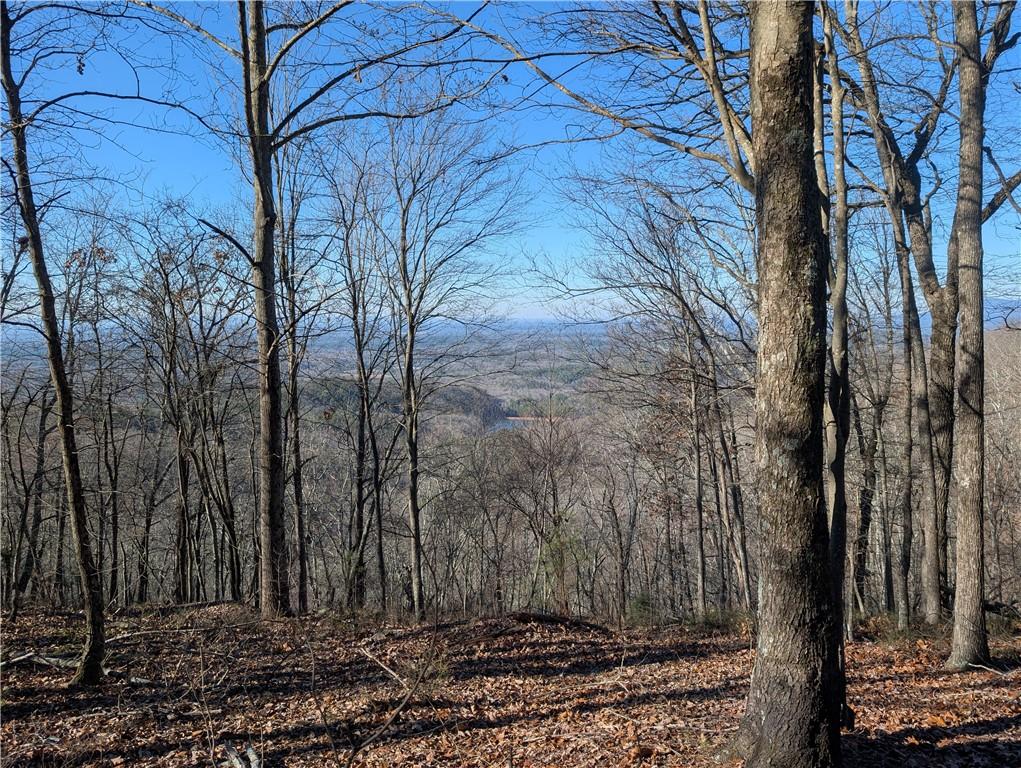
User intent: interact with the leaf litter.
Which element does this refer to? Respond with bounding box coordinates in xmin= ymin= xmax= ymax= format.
xmin=1 ymin=607 xmax=1018 ymax=767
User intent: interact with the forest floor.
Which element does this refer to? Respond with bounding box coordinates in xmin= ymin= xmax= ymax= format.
xmin=1 ymin=606 xmax=1019 ymax=767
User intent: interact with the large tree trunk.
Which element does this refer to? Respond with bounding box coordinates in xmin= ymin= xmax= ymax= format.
xmin=895 ymin=245 xmax=941 ymax=626
xmin=241 ymin=0 xmax=290 ymax=617
xmin=731 ymin=3 xmax=841 ymax=765
xmin=1 ymin=1 xmax=105 ymax=684
xmin=900 ymin=206 xmax=956 ymax=621
xmin=946 ymin=0 xmax=989 ymax=670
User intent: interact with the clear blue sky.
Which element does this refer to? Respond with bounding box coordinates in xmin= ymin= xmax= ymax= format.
xmin=10 ymin=1 xmax=1019 ymax=321
xmin=15 ymin=2 xmax=606 ymax=320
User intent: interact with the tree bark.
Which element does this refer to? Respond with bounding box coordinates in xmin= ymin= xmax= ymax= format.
xmin=288 ymin=377 xmax=308 ymax=613
xmin=820 ymin=14 xmax=851 ymax=648
xmin=839 ymin=1 xmax=945 ymax=626
xmin=731 ymin=3 xmax=841 ymax=764
xmin=174 ymin=430 xmax=193 ymax=604
xmin=404 ymin=348 xmax=425 ymax=621
xmin=349 ymin=387 xmax=368 ymax=610
xmin=901 ymin=205 xmax=954 ymax=623
xmin=911 ymin=304 xmax=942 ymax=626
xmin=894 ymin=228 xmax=915 ymax=634
xmin=279 ymin=193 xmax=308 ymax=614
xmin=851 ymin=394 xmax=880 ymax=615
xmin=691 ymin=381 xmax=708 ymax=617
xmin=371 ymin=416 xmax=387 ymax=613
xmin=240 ymin=0 xmax=290 ymax=617
xmin=946 ymin=0 xmax=989 ymax=670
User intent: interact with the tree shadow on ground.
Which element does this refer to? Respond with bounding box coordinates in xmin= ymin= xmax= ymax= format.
xmin=446 ymin=637 xmax=726 ymax=682
xmin=844 ymin=714 xmax=1021 ymax=767
xmin=228 ymin=674 xmax=747 ymax=765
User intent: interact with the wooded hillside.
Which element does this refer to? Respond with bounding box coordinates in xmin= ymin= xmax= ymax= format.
xmin=2 ymin=1 xmax=1019 ymax=766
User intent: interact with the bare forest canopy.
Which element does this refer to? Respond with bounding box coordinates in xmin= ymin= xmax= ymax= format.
xmin=1 ymin=1 xmax=1020 ymax=767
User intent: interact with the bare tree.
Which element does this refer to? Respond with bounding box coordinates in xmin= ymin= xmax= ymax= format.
xmin=835 ymin=1 xmax=1019 ymax=623
xmin=2 ymin=377 xmax=52 ymax=620
xmin=322 ymin=141 xmax=400 ymax=612
xmin=732 ymin=3 xmax=840 ymax=765
xmin=370 ymin=103 xmax=514 ymax=620
xmin=817 ymin=6 xmax=851 ymax=644
xmin=0 ymin=0 xmax=116 ymax=684
xmin=945 ymin=0 xmax=991 ymax=671
xmin=131 ymin=0 xmax=489 ymax=616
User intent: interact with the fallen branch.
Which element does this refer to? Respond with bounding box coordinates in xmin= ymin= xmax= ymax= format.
xmin=967 ymin=662 xmax=1012 ymax=678
xmin=1 ymin=651 xmax=157 ymax=686
xmin=0 ymin=652 xmax=37 ymax=669
xmin=358 ymin=646 xmax=411 ymax=691
xmin=0 ymin=652 xmax=78 ymax=671
xmin=107 ymin=619 xmax=264 ymax=645
xmin=224 ymin=744 xmax=262 ymax=768
xmin=343 ymin=626 xmax=443 ymax=767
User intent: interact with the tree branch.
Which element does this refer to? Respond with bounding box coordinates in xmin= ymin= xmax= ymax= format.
xmin=126 ymin=0 xmax=241 ymax=59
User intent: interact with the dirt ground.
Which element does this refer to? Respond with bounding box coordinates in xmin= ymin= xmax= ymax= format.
xmin=1 ymin=606 xmax=1019 ymax=767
